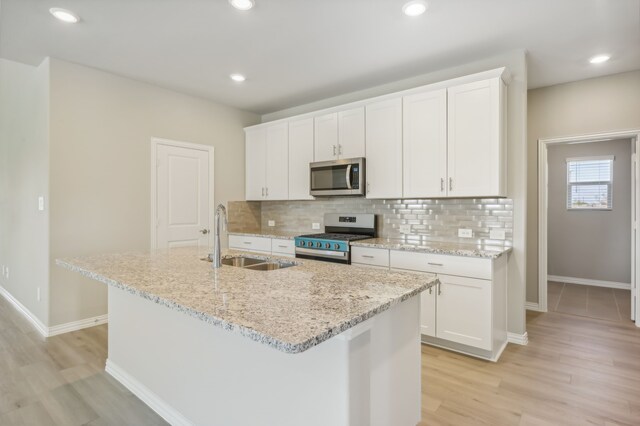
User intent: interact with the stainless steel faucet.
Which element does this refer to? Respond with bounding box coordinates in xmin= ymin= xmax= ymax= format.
xmin=212 ymin=204 xmax=228 ymax=268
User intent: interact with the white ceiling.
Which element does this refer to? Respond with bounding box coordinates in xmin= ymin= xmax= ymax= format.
xmin=1 ymin=0 xmax=639 ymax=114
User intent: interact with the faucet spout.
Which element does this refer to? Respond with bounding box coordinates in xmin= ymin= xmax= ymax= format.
xmin=212 ymin=204 xmax=228 ymax=269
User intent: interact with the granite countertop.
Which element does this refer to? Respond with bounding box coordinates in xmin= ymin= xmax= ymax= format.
xmin=351 ymin=238 xmax=512 ymax=259
xmin=56 ymin=247 xmax=436 ymax=354
xmin=228 ymin=231 xmax=300 ymax=240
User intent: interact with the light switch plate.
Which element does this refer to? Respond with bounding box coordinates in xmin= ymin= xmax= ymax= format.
xmin=312 ymin=223 xmax=321 ymax=230
xmin=458 ymin=228 xmax=473 ymax=238
xmin=490 ymin=229 xmax=506 ymax=240
xmin=267 ymin=220 xmax=275 ymax=227
xmin=399 ymin=224 xmax=411 ymax=234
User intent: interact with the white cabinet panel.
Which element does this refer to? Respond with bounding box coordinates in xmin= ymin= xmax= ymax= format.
xmin=351 ymin=246 xmax=390 ymax=267
xmin=314 ymin=113 xmax=338 ymax=162
xmin=288 ymin=118 xmax=314 ymax=200
xmin=228 ymin=235 xmax=271 ymax=253
xmin=271 ymin=238 xmax=295 ymax=256
xmin=338 ymin=107 xmax=365 ymax=159
xmin=402 ymin=89 xmax=447 ymax=198
xmin=365 ymin=98 xmax=403 ymax=199
xmin=245 ymin=127 xmax=267 ymax=201
xmin=389 ymin=250 xmax=492 ymax=280
xmin=447 ymin=78 xmax=505 ymax=197
xmin=265 ymin=123 xmax=289 ymax=200
xmin=435 ymin=274 xmax=492 ymax=350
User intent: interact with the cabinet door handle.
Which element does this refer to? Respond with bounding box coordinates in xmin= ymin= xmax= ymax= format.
xmin=333 ymin=145 xmax=337 ymax=156
xmin=265 ymin=187 xmax=269 ymax=197
xmin=428 ymin=286 xmax=432 ymax=295
xmin=449 ymin=177 xmax=453 ymax=191
xmin=367 ymin=182 xmax=370 ymax=194
xmin=441 ymin=178 xmax=444 ymax=192
xmin=338 ymin=144 xmax=343 ymax=155
xmin=261 ymin=187 xmax=265 ymax=197
xmin=428 ymin=262 xmax=444 ymax=267
xmin=438 ymin=281 xmax=442 ymax=295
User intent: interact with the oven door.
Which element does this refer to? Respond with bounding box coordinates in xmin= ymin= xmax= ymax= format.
xmin=309 ymin=158 xmax=365 ymax=196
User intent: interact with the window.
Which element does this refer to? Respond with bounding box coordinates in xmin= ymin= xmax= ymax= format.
xmin=566 ymin=156 xmax=613 ymax=210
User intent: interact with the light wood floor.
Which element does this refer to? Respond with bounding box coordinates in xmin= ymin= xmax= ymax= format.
xmin=1 ymin=295 xmax=639 ymax=425
xmin=547 ymin=281 xmax=631 ymax=322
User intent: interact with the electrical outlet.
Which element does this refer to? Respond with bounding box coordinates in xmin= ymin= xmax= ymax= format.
xmin=37 ymin=287 xmax=41 ymax=302
xmin=38 ymin=196 xmax=45 ymax=211
xmin=267 ymin=220 xmax=275 ymax=227
xmin=5 ymin=267 xmax=8 ymax=279
xmin=458 ymin=228 xmax=473 ymax=238
xmin=490 ymin=229 xmax=506 ymax=240
xmin=399 ymin=224 xmax=411 ymax=234
xmin=312 ymin=223 xmax=321 ymax=230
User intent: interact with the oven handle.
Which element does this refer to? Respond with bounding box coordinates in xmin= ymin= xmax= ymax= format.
xmin=295 ymin=247 xmax=348 ymax=258
xmin=345 ymin=164 xmax=352 ymax=189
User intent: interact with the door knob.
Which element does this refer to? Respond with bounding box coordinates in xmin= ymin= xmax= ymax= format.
xmin=199 ymin=229 xmax=210 ymax=235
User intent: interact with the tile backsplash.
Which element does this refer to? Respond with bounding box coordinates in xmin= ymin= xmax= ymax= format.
xmin=229 ymin=198 xmax=513 ymax=246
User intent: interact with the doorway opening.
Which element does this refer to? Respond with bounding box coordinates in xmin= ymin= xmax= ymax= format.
xmin=538 ymin=130 xmax=640 ymax=326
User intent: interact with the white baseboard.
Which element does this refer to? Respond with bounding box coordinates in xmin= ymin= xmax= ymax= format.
xmin=0 ymin=284 xmax=48 ymax=336
xmin=106 ymin=359 xmax=194 ymax=426
xmin=0 ymin=284 xmax=108 ymax=337
xmin=548 ymin=275 xmax=631 ymax=290
xmin=525 ymin=302 xmax=545 ymax=312
xmin=48 ymin=314 xmax=108 ymax=336
xmin=507 ymin=331 xmax=528 ymax=345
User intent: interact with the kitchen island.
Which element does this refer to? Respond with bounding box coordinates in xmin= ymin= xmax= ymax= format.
xmin=57 ymin=247 xmax=437 ymax=426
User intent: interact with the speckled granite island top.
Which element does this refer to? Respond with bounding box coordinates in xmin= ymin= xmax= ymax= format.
xmin=56 ymin=247 xmax=436 ymax=354
xmin=351 ymin=238 xmax=512 ymax=259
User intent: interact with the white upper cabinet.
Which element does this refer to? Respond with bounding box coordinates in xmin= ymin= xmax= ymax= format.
xmin=288 ymin=118 xmax=314 ymax=200
xmin=314 ymin=107 xmax=365 ymax=162
xmin=447 ymin=78 xmax=506 ymax=197
xmin=365 ymin=98 xmax=402 ymax=199
xmin=245 ymin=127 xmax=267 ymax=201
xmin=402 ymin=89 xmax=448 ymax=198
xmin=337 ymin=107 xmax=365 ymax=159
xmin=314 ymin=113 xmax=338 ymax=162
xmin=265 ymin=122 xmax=289 ymax=200
xmin=245 ymin=123 xmax=288 ymax=201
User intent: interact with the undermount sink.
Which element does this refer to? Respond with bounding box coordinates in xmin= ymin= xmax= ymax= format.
xmin=202 ymin=255 xmax=296 ymax=271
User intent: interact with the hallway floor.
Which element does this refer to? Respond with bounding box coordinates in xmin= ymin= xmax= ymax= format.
xmin=547 ymin=281 xmax=631 ymax=322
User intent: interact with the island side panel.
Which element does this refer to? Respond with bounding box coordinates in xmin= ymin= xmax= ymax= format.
xmin=106 ymin=286 xmax=422 ymax=426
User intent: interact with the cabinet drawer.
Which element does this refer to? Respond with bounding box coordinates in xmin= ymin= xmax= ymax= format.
xmin=228 ymin=235 xmax=271 ymax=253
xmin=351 ymin=246 xmax=389 ymax=267
xmin=390 ymin=250 xmax=491 ymax=280
xmin=271 ymin=238 xmax=295 ymax=256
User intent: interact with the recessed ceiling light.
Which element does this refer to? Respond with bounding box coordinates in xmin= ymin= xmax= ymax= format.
xmin=589 ymin=55 xmax=610 ymax=64
xmin=230 ymin=73 xmax=246 ymax=82
xmin=402 ymin=0 xmax=428 ymax=17
xmin=49 ymin=8 xmax=80 ymax=23
xmin=229 ymin=0 xmax=255 ymax=11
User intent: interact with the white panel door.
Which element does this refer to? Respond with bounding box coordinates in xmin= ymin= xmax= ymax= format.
xmin=403 ymin=89 xmax=447 ymax=198
xmin=421 ymin=286 xmax=436 ymax=337
xmin=288 ymin=118 xmax=314 ymax=200
xmin=447 ymin=78 xmax=503 ymax=197
xmin=265 ymin=122 xmax=289 ymax=200
xmin=314 ymin=113 xmax=338 ymax=162
xmin=338 ymin=107 xmax=365 ymax=159
xmin=365 ymin=98 xmax=402 ymax=198
xmin=156 ymin=144 xmax=210 ymax=249
xmin=436 ymin=274 xmax=492 ymax=350
xmin=245 ymin=127 xmax=267 ymax=200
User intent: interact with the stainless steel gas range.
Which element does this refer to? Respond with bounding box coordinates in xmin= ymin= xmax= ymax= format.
xmin=294 ymin=213 xmax=376 ymax=264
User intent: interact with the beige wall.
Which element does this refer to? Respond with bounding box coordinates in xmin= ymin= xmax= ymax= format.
xmin=48 ymin=59 xmax=259 ymax=326
xmin=527 ymin=70 xmax=640 ymax=303
xmin=0 ymin=58 xmax=50 ymax=325
xmin=548 ymin=139 xmax=632 ymax=284
xmin=264 ymin=50 xmax=529 ymax=336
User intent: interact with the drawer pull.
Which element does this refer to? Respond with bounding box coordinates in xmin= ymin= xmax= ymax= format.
xmin=277 ymin=245 xmax=288 ymax=248
xmin=428 ymin=262 xmax=443 ymax=266
xmin=362 ymin=255 xmax=375 ymax=258
xmin=243 ymin=242 xmax=252 ymax=245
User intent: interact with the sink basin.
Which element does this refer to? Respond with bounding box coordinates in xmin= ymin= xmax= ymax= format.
xmin=244 ymin=261 xmax=296 ymax=271
xmin=221 ymin=256 xmax=265 ymax=267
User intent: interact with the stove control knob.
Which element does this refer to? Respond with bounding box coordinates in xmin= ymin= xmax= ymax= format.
xmin=325 ymin=243 xmax=331 ymax=249
xmin=334 ymin=243 xmax=340 ymax=250
xmin=316 ymin=242 xmax=322 ymax=248
xmin=299 ymin=241 xmax=305 ymax=247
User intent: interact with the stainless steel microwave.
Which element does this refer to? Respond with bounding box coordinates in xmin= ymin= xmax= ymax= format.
xmin=309 ymin=157 xmax=365 ymax=197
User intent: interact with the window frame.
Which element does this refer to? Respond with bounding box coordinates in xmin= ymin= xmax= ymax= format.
xmin=565 ymin=155 xmax=614 ymax=211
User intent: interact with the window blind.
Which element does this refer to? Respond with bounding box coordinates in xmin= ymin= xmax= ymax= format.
xmin=566 ymin=156 xmax=613 ymax=210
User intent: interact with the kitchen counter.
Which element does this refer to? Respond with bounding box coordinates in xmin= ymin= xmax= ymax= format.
xmin=351 ymin=238 xmax=512 ymax=259
xmin=56 ymin=247 xmax=436 ymax=354
xmin=228 ymin=230 xmax=299 ymax=240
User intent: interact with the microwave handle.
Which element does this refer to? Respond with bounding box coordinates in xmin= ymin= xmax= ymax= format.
xmin=345 ymin=164 xmax=352 ymax=189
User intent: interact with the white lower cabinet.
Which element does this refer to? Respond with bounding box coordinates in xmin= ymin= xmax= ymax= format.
xmin=389 ymin=249 xmax=508 ymax=361
xmin=229 ymin=235 xmax=295 ymax=257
